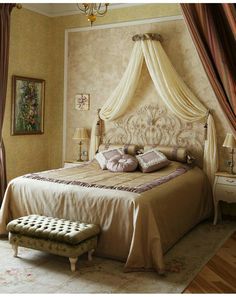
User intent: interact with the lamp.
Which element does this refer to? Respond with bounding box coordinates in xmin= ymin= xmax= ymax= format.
xmin=73 ymin=128 xmax=89 ymax=161
xmin=223 ymin=133 xmax=236 ymax=174
xmin=77 ymin=3 xmax=109 ymax=26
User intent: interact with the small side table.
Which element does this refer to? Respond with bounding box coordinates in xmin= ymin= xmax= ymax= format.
xmin=213 ymin=172 xmax=236 ymax=225
xmin=64 ymin=160 xmax=85 ymax=168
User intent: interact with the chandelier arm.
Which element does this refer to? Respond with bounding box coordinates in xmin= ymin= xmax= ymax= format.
xmin=88 ymin=5 xmax=94 ymax=16
xmin=95 ymin=3 xmax=102 ymax=11
xmin=77 ymin=3 xmax=109 ymax=25
xmin=96 ymin=5 xmax=109 ymax=16
xmin=76 ymin=3 xmax=89 ymax=14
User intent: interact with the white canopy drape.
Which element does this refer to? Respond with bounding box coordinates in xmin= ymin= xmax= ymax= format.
xmin=89 ymin=43 xmax=144 ymax=159
xmin=89 ymin=34 xmax=218 ymax=185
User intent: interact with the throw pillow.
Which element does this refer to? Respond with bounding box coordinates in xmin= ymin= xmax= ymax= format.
xmin=95 ymin=148 xmax=123 ymax=170
xmin=136 ymin=149 xmax=170 ymax=173
xmin=107 ymin=154 xmax=138 ymax=172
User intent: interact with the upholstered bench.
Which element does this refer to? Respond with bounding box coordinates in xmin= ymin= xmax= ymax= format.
xmin=7 ymin=215 xmax=100 ymax=272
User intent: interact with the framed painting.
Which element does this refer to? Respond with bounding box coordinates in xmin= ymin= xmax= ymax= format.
xmin=11 ymin=75 xmax=45 ymax=135
xmin=75 ymin=93 xmax=90 ymax=111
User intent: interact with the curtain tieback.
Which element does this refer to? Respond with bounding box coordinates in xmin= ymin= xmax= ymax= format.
xmin=206 ymin=109 xmax=210 ymax=118
xmin=204 ymin=109 xmax=211 ymax=140
xmin=95 ymin=108 xmax=102 ymax=137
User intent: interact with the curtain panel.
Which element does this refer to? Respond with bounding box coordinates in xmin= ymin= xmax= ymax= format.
xmin=89 ymin=43 xmax=144 ymax=158
xmin=181 ymin=4 xmax=236 ymax=133
xmin=0 ymin=4 xmax=15 ymax=203
xmin=141 ymin=39 xmax=218 ymax=185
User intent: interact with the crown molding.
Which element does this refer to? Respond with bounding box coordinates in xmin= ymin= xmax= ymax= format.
xmin=22 ymin=3 xmax=147 ymax=18
xmin=22 ymin=4 xmax=53 ymax=17
xmin=66 ymin=15 xmax=183 ymax=32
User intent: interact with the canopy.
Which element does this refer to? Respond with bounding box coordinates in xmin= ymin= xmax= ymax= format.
xmin=89 ymin=33 xmax=218 ymax=185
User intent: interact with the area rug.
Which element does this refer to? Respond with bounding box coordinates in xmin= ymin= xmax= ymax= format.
xmin=0 ymin=220 xmax=235 ymax=293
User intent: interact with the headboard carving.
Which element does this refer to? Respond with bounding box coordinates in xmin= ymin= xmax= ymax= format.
xmin=102 ymin=104 xmax=205 ymax=167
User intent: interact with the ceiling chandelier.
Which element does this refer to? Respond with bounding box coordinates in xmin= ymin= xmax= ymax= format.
xmin=77 ymin=3 xmax=109 ymax=26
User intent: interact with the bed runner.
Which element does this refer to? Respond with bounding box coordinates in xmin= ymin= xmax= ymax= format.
xmin=23 ymin=161 xmax=190 ymax=194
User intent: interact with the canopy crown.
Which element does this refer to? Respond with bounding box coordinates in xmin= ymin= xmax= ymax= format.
xmin=132 ymin=33 xmax=163 ymax=42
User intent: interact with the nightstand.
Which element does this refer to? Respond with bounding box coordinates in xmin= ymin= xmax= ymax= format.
xmin=213 ymin=172 xmax=236 ymax=225
xmin=64 ymin=160 xmax=85 ymax=168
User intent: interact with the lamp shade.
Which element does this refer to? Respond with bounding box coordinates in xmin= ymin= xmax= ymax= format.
xmin=222 ymin=133 xmax=236 ymax=149
xmin=73 ymin=128 xmax=88 ymax=140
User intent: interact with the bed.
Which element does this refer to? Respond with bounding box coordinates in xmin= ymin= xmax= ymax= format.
xmin=0 ymin=156 xmax=212 ymax=273
xmin=0 ymin=104 xmax=213 ymax=273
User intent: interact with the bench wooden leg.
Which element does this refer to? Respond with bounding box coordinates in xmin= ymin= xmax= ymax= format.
xmin=69 ymin=257 xmax=78 ymax=272
xmin=12 ymin=244 xmax=18 ymax=257
xmin=88 ymin=249 xmax=95 ymax=261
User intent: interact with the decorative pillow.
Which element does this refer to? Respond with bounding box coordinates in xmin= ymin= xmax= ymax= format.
xmin=107 ymin=154 xmax=138 ymax=172
xmin=95 ymin=148 xmax=123 ymax=170
xmin=98 ymin=144 xmax=139 ymax=156
xmin=136 ymin=149 xmax=170 ymax=173
xmin=144 ymin=145 xmax=194 ymax=164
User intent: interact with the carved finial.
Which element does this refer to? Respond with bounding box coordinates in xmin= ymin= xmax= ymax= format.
xmin=132 ymin=33 xmax=162 ymax=42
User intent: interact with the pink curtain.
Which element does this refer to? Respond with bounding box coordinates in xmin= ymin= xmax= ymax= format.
xmin=181 ymin=4 xmax=236 ymax=133
xmin=0 ymin=4 xmax=15 ymax=204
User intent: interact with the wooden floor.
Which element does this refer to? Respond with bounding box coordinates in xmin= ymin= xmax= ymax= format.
xmin=183 ymin=231 xmax=236 ymax=293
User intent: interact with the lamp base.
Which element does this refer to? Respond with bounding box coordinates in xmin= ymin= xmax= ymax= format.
xmin=228 ymin=168 xmax=235 ymax=175
xmin=228 ymin=166 xmax=235 ymax=175
xmin=77 ymin=141 xmax=83 ymax=162
xmin=229 ymin=149 xmax=235 ymax=175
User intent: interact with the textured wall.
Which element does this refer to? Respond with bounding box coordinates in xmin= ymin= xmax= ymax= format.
xmin=51 ymin=3 xmax=182 ymax=166
xmin=3 ymin=8 xmax=55 ymax=181
xmin=4 ymin=4 xmax=182 ymax=181
xmin=66 ymin=19 xmax=231 ymax=173
xmin=4 ymin=4 xmax=233 ymax=179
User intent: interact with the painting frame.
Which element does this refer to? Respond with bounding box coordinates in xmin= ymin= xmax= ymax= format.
xmin=75 ymin=93 xmax=90 ymax=111
xmin=11 ymin=75 xmax=45 ymax=135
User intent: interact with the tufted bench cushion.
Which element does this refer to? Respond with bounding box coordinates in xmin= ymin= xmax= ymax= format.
xmin=7 ymin=215 xmax=100 ymax=272
xmin=7 ymin=215 xmax=100 ymax=245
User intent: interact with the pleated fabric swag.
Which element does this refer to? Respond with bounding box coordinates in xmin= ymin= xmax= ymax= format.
xmin=89 ymin=33 xmax=218 ymax=185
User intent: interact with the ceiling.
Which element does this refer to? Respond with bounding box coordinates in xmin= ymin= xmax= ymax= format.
xmin=22 ymin=3 xmax=144 ymax=17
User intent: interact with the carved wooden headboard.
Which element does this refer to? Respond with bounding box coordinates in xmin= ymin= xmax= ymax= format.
xmin=100 ymin=104 xmax=205 ymax=167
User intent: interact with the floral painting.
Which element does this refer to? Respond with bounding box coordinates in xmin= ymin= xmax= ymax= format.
xmin=12 ymin=76 xmax=45 ymax=135
xmin=75 ymin=94 xmax=90 ymax=111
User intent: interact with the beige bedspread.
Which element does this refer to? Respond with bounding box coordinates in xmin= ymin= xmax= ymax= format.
xmin=0 ymin=160 xmax=212 ymax=273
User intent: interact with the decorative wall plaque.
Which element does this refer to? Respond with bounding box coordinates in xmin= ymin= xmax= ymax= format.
xmin=75 ymin=94 xmax=90 ymax=111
